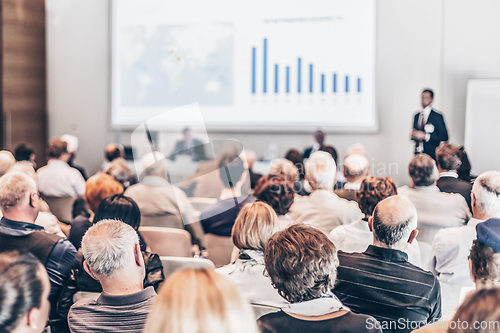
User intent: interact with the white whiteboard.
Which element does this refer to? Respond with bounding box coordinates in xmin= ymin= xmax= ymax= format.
xmin=465 ymin=79 xmax=500 ymax=175
xmin=111 ymin=0 xmax=376 ymax=132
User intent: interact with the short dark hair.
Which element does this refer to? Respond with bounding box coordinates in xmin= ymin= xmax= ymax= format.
xmin=47 ymin=138 xmax=68 ymax=159
xmin=451 ymin=288 xmax=500 ymax=333
xmin=422 ymin=89 xmax=434 ymax=99
xmin=93 ymin=194 xmax=141 ymax=230
xmin=469 ymin=240 xmax=500 ymax=285
xmin=105 ymin=146 xmax=123 ymax=162
xmin=218 ymin=156 xmax=245 ymax=189
xmin=14 ymin=143 xmax=34 ymax=162
xmin=319 ymin=146 xmax=338 ymax=164
xmin=357 ymin=177 xmax=398 ymax=216
xmin=435 ymin=143 xmax=461 ymax=171
xmin=372 ymin=204 xmax=414 ymax=246
xmin=284 ymin=149 xmax=304 ymax=179
xmin=408 ymin=154 xmax=437 ymax=186
xmin=457 ymin=146 xmax=472 ymax=182
xmin=0 ymin=251 xmax=45 ymax=332
xmin=264 ymin=224 xmax=338 ymax=303
xmin=254 ymin=174 xmax=295 ymax=216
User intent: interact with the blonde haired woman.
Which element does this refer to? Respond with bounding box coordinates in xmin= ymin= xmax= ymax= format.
xmin=144 ymin=268 xmax=258 ymax=333
xmin=216 ymin=201 xmax=287 ymax=306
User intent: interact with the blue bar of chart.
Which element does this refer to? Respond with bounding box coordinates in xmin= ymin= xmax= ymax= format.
xmin=275 ymin=64 xmax=278 ymax=93
xmin=309 ymin=64 xmax=313 ymax=93
xmin=263 ymin=39 xmax=267 ymax=94
xmin=298 ymin=58 xmax=301 ymax=93
xmin=286 ymin=66 xmax=290 ymax=93
xmin=250 ymin=38 xmax=364 ymax=97
xmin=252 ymin=48 xmax=256 ymax=94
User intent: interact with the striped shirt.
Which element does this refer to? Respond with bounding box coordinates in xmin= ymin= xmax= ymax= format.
xmin=68 ymin=286 xmax=156 ymax=333
xmin=333 ymin=246 xmax=441 ymax=333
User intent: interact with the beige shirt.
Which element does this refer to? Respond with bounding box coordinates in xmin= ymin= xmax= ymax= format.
xmin=289 ymin=189 xmax=363 ymax=234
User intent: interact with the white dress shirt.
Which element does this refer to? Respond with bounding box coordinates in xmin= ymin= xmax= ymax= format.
xmin=427 ymin=218 xmax=484 ymax=287
xmin=289 ymin=189 xmax=363 ymax=235
xmin=329 ymin=218 xmax=422 ymax=267
xmin=416 ymin=106 xmax=432 ymax=151
xmin=37 ymin=160 xmax=86 ymax=197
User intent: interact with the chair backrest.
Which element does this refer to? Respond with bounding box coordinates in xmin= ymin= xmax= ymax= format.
xmin=204 ymin=234 xmax=234 ymax=268
xmin=188 ymin=197 xmax=218 ymax=212
xmin=440 ymin=281 xmax=464 ymax=315
xmin=160 ymin=256 xmax=215 ymax=279
xmin=418 ymin=241 xmax=432 ymax=269
xmin=251 ymin=303 xmax=280 ymax=319
xmin=139 ymin=226 xmax=192 ymax=257
xmin=141 ymin=213 xmax=184 ymax=229
xmin=41 ymin=195 xmax=76 ymax=224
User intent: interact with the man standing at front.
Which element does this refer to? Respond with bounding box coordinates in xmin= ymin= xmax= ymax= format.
xmin=411 ymin=89 xmax=448 ymax=160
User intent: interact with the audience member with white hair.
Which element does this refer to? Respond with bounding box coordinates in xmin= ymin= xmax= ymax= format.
xmin=0 ymin=150 xmax=16 ymax=178
xmin=428 ymin=171 xmax=500 ymax=286
xmin=335 ymin=154 xmax=370 ymax=201
xmin=333 ymin=196 xmax=441 ymax=332
xmin=4 ymin=162 xmax=66 ymax=237
xmin=0 ymin=172 xmax=76 ymax=325
xmin=289 ymin=151 xmax=362 ymax=234
xmin=398 ymin=153 xmax=471 ymax=243
xmin=37 ymin=138 xmax=86 ymax=197
xmin=68 ymin=219 xmax=156 ymax=333
xmin=125 ymin=151 xmax=204 ymax=246
xmin=61 ymin=134 xmax=88 ymax=180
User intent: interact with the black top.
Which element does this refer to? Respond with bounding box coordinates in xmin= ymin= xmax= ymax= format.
xmin=200 ymin=196 xmax=253 ymax=236
xmin=258 ymin=310 xmax=382 ymax=333
xmin=333 ymin=245 xmax=441 ymax=333
xmin=412 ymin=110 xmax=448 ymax=160
xmin=437 ymin=176 xmax=473 ymax=212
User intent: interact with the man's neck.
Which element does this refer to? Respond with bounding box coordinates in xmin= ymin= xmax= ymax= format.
xmin=473 ymin=212 xmax=491 ymax=221
xmin=100 ymin=276 xmax=144 ymax=296
xmin=2 ymin=211 xmax=36 ymax=224
xmin=372 ymin=240 xmax=406 ymax=252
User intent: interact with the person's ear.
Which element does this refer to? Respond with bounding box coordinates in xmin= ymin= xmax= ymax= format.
xmin=27 ymin=307 xmax=40 ymax=331
xmin=342 ymin=166 xmax=346 ymax=177
xmin=134 ymin=243 xmax=144 ymax=268
xmin=83 ymin=261 xmax=98 ymax=281
xmin=471 ymin=192 xmax=476 ymax=209
xmin=408 ymin=229 xmax=418 ymax=244
xmin=366 ymin=168 xmax=371 ymax=176
xmin=368 ymin=216 xmax=374 ymax=232
xmin=409 ymin=177 xmax=415 ymax=188
xmin=469 ymin=259 xmax=476 ymax=283
xmin=29 ymin=192 xmax=37 ymax=208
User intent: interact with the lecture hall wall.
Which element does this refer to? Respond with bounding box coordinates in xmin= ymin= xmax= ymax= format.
xmin=46 ymin=0 xmax=500 ymax=185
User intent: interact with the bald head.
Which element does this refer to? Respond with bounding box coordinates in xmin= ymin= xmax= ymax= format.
xmin=142 ymin=151 xmax=167 ymax=178
xmin=0 ymin=172 xmax=39 ymax=222
xmin=7 ymin=162 xmax=37 ymax=183
xmin=105 ymin=143 xmax=124 ymax=162
xmin=371 ymin=196 xmax=418 ymax=250
xmin=0 ymin=151 xmax=16 ymax=178
xmin=343 ymin=154 xmax=370 ymax=182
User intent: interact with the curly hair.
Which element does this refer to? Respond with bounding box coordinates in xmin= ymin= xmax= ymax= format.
xmin=264 ymin=224 xmax=338 ymax=303
xmin=253 ymin=174 xmax=295 ymax=216
xmin=469 ymin=240 xmax=500 ymax=286
xmin=357 ymin=177 xmax=398 ymax=216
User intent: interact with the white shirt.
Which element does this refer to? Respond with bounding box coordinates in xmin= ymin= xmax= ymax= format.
xmin=329 ymin=218 xmax=422 ymax=267
xmin=37 ymin=160 xmax=86 ymax=197
xmin=342 ymin=182 xmax=362 ymax=191
xmin=289 ymin=189 xmax=363 ymax=235
xmin=427 ymin=218 xmax=484 ymax=287
xmin=216 ymin=250 xmax=288 ymax=307
xmin=439 ymin=172 xmax=458 ymax=179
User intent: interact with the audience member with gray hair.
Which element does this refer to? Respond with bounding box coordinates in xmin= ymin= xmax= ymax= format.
xmin=68 ymin=219 xmax=156 ymax=333
xmin=398 ymin=153 xmax=470 ymax=243
xmin=333 ymin=196 xmax=442 ymax=332
xmin=289 ymin=151 xmax=362 ymax=234
xmin=124 ymin=151 xmax=203 ymax=246
xmin=435 ymin=143 xmax=473 ymax=210
xmin=0 ymin=171 xmax=76 ymax=326
xmin=335 ymin=154 xmax=370 ymax=201
xmin=428 ymin=171 xmax=500 ymax=286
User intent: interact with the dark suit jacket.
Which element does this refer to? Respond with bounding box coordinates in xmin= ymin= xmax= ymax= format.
xmin=413 ymin=110 xmax=448 ymax=159
xmin=303 ymin=146 xmax=314 ymax=159
xmin=437 ymin=176 xmax=473 ymax=212
xmin=170 ymin=139 xmax=207 ymax=161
